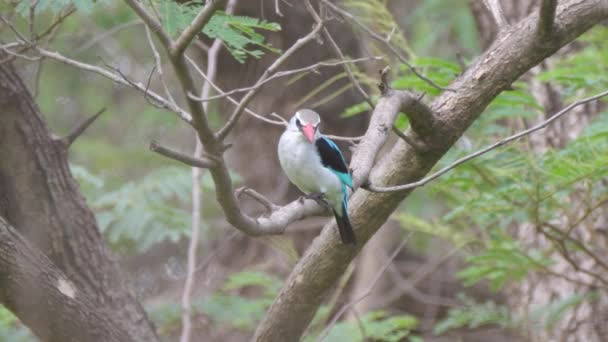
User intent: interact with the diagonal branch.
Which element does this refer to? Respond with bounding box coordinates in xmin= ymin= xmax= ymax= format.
xmin=63 ymin=107 xmax=106 ymax=146
xmin=483 ymin=0 xmax=508 ymax=30
xmin=365 ymin=88 xmax=608 ymax=193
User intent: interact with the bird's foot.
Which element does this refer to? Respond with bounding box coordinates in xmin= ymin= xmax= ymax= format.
xmin=301 ymin=192 xmax=331 ymax=209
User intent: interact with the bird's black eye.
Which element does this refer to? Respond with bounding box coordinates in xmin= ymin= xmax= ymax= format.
xmin=295 ymin=118 xmax=302 ymax=127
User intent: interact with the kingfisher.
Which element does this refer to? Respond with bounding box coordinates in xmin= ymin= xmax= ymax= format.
xmin=277 ymin=109 xmax=356 ymax=244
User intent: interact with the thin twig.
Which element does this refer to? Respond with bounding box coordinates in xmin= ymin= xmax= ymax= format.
xmin=185 ymin=55 xmax=286 ymax=126
xmin=188 ymin=57 xmax=381 ymax=102
xmin=320 ymin=0 xmax=452 ymax=93
xmin=145 ymin=25 xmax=178 ymax=107
xmin=316 ymin=234 xmax=411 ymax=342
xmin=63 ymin=108 xmax=106 ymax=146
xmin=36 ymin=48 xmax=191 ymax=122
xmin=305 ymin=0 xmax=374 ymax=109
xmin=216 ymin=17 xmax=325 ymax=139
xmin=123 ymin=0 xmax=172 ymax=49
xmin=366 ymin=89 xmax=608 ymax=193
xmin=236 ymin=187 xmax=280 ymax=213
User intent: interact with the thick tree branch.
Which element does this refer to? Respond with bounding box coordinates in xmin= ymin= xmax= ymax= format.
xmin=253 ymin=1 xmax=608 ymax=340
xmin=350 ymin=89 xmax=432 ymax=188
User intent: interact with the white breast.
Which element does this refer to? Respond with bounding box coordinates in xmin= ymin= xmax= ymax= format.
xmin=278 ymin=130 xmax=343 ymax=210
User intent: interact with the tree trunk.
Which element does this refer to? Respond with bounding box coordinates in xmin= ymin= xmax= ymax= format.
xmin=0 ymin=55 xmax=159 ymax=341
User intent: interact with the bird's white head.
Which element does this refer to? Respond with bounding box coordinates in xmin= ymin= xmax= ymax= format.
xmin=288 ymin=109 xmax=321 ymax=143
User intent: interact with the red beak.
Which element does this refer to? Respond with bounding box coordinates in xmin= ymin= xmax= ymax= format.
xmin=302 ymin=124 xmax=315 ymax=143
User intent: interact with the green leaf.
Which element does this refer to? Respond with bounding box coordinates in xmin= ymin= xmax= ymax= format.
xmin=202 ymin=11 xmax=281 ymax=63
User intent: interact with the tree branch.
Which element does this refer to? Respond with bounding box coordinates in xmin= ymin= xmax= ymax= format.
xmin=171 ymin=0 xmax=226 ymax=57
xmin=316 ymin=236 xmax=410 ymax=341
xmin=320 ymin=0 xmax=452 ymax=93
xmin=150 ymin=140 xmax=218 ymax=168
xmin=122 ymin=0 xmax=172 ymax=49
xmin=216 ymin=18 xmax=325 ymax=140
xmin=483 ymin=0 xmax=508 ymax=30
xmin=253 ymin=2 xmax=608 ymax=340
xmin=366 ymin=88 xmax=608 ymax=193
xmin=305 ymin=0 xmax=374 ymax=109
xmin=538 ymin=0 xmax=558 ymax=39
xmin=63 ymin=107 xmax=106 ymax=146
xmin=36 ymin=48 xmax=191 ymax=123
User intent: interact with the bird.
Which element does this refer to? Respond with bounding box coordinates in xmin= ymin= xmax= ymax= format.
xmin=277 ymin=109 xmax=356 ymax=244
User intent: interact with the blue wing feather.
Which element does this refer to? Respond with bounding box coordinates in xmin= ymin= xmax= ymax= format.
xmin=315 ymin=136 xmax=353 ymax=189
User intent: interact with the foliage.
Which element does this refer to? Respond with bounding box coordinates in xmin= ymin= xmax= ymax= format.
xmin=0 ymin=306 xmax=34 ymax=342
xmin=304 ymin=311 xmax=418 ymax=342
xmin=434 ymin=294 xmax=510 ymax=335
xmin=147 ymin=270 xmax=281 ymax=336
xmin=72 ymin=165 xmax=221 ymax=253
xmin=15 ymin=0 xmax=98 ymax=14
xmin=156 ymin=1 xmax=281 ymax=63
xmin=402 ymin=26 xmax=608 ymax=338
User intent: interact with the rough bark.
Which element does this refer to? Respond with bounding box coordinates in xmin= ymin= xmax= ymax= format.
xmin=0 ymin=56 xmax=159 ymax=341
xmin=253 ymin=1 xmax=608 ymax=340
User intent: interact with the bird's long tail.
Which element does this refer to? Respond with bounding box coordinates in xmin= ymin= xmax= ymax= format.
xmin=333 ymin=200 xmax=356 ymax=245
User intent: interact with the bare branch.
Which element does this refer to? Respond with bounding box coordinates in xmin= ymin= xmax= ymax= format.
xmin=188 ymin=57 xmax=382 ymax=103
xmin=216 ymin=18 xmax=325 ymax=140
xmin=180 ymin=0 xmax=235 ymax=337
xmin=538 ymin=0 xmax=558 ymax=39
xmin=150 ymin=140 xmax=217 ymax=168
xmin=63 ymin=108 xmax=106 ymax=146
xmin=172 ymin=0 xmax=225 ymax=57
xmin=184 ymin=55 xmax=286 ymax=126
xmin=483 ymin=0 xmax=508 ymax=30
xmin=366 ymin=88 xmax=608 ymax=193
xmin=316 ymin=236 xmax=411 ymax=342
xmin=36 ymin=48 xmax=191 ymax=122
xmin=145 ymin=25 xmax=178 ymax=108
xmin=305 ymin=0 xmax=374 ymax=109
xmin=350 ymin=89 xmax=431 ymax=187
xmin=236 ymin=187 xmax=280 ymax=213
xmin=320 ymin=0 xmax=452 ymax=93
